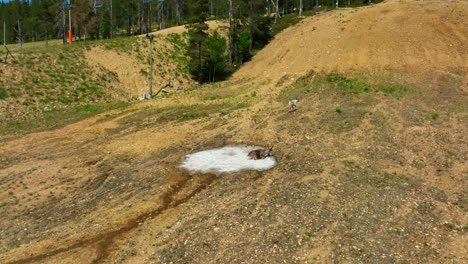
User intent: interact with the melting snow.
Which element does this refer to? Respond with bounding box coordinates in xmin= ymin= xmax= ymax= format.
xmin=178 ymin=145 xmax=277 ymax=176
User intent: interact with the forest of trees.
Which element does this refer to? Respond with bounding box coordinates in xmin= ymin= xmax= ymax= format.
xmin=0 ymin=0 xmax=377 ymax=83
xmin=0 ymin=0 xmax=376 ymax=45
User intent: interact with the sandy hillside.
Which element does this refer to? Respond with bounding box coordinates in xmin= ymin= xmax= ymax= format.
xmin=236 ymin=0 xmax=468 ymax=83
xmin=144 ymin=20 xmax=229 ymax=36
xmin=85 ymin=21 xmax=228 ymax=99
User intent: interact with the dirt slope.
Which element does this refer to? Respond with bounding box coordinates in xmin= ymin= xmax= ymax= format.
xmin=236 ymin=0 xmax=468 ymax=83
xmin=85 ymin=21 xmax=228 ymax=99
xmin=0 ymin=1 xmax=467 ymax=264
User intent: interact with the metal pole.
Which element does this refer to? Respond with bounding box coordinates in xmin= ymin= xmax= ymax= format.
xmin=148 ymin=2 xmax=151 ymax=33
xmin=68 ymin=0 xmax=71 ymax=32
xmin=149 ymin=36 xmax=153 ymax=96
xmin=68 ymin=0 xmax=72 ymax=43
xmin=110 ymin=0 xmax=113 ymax=39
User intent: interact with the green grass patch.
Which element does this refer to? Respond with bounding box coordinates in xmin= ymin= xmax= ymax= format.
xmin=324 ymin=73 xmax=370 ymax=94
xmin=375 ymin=84 xmax=409 ymax=97
xmin=0 ymin=101 xmax=131 ymax=136
xmin=271 ymin=14 xmax=304 ymax=36
xmin=277 ymin=71 xmax=315 ymax=101
xmin=0 ymin=87 xmax=7 ymax=99
xmin=443 ymin=222 xmax=456 ymax=230
xmin=278 ymin=71 xmax=414 ymax=103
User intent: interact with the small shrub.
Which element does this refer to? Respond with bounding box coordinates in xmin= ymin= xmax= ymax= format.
xmin=375 ymin=84 xmax=409 ymax=97
xmin=443 ymin=222 xmax=456 ymax=229
xmin=140 ymin=69 xmax=148 ymax=76
xmin=0 ymin=87 xmax=7 ymax=99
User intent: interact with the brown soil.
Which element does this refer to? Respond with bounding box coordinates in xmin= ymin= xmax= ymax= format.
xmin=1 ymin=1 xmax=467 ymax=263
xmin=84 ymin=20 xmax=229 ymax=99
xmin=144 ymin=20 xmax=229 ymax=36
xmin=84 ymin=47 xmax=149 ymax=98
xmin=236 ymin=0 xmax=468 ymax=83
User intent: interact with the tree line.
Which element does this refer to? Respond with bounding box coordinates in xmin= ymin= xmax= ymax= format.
xmin=1 ymin=0 xmax=377 ymax=83
xmin=185 ymin=0 xmax=377 ymax=84
xmin=0 ymin=0 xmax=376 ymax=45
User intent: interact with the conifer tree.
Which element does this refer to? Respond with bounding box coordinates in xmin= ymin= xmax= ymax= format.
xmin=186 ymin=0 xmax=209 ymax=84
xmin=205 ymin=30 xmax=227 ymax=82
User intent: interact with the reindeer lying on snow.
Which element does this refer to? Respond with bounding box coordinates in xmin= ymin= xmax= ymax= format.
xmin=248 ymin=146 xmax=273 ymax=160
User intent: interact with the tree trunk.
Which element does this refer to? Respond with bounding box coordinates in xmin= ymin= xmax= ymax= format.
xmin=267 ymin=0 xmax=270 ymax=16
xmin=210 ymin=0 xmax=213 ymax=16
xmin=63 ymin=6 xmax=66 ymax=44
xmin=138 ymin=3 xmax=142 ymax=34
xmin=94 ymin=0 xmax=100 ymax=40
xmin=127 ymin=15 xmax=131 ymax=36
xmin=228 ymin=0 xmax=233 ymax=65
xmin=16 ymin=19 xmax=22 ymax=49
xmin=198 ymin=41 xmax=202 ymax=84
xmin=299 ymin=0 xmax=303 ymax=16
xmin=248 ymin=0 xmax=253 ymax=52
xmin=275 ymin=0 xmax=279 ymax=23
xmin=173 ymin=0 xmax=183 ymax=25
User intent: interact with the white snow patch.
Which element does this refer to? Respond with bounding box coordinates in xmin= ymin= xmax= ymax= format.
xmin=178 ymin=145 xmax=276 ymax=176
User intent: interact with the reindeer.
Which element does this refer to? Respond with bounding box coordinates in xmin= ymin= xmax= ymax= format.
xmin=288 ymin=98 xmax=299 ymax=112
xmin=248 ymin=146 xmax=273 ymax=160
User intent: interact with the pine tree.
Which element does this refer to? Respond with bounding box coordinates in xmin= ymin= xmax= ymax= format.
xmin=186 ymin=0 xmax=209 ymax=84
xmin=101 ymin=6 xmax=111 ymax=39
xmin=205 ymin=30 xmax=227 ymax=82
xmin=246 ymin=0 xmax=271 ymax=51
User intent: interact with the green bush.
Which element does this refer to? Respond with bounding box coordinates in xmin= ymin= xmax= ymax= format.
xmin=0 ymin=87 xmax=7 ymax=99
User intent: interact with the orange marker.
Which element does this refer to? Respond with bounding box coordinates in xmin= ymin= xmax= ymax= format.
xmin=68 ymin=30 xmax=72 ymax=44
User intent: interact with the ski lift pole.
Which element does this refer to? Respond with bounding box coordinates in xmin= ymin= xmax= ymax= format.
xmin=94 ymin=1 xmax=103 ymax=39
xmin=64 ymin=0 xmax=73 ymax=44
xmin=146 ymin=33 xmax=154 ymax=97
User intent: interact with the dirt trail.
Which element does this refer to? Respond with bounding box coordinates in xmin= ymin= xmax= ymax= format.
xmin=7 ymin=167 xmax=216 ymax=264
xmin=236 ymin=0 xmax=468 ymax=84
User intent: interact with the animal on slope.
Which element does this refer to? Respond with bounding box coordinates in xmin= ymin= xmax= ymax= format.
xmin=248 ymin=146 xmax=274 ymax=160
xmin=288 ymin=98 xmax=299 ymax=112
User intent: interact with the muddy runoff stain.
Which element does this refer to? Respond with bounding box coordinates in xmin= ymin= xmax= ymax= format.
xmin=178 ymin=145 xmax=277 ymax=176
xmin=7 ymin=164 xmax=216 ymax=264
xmin=8 ymin=146 xmax=276 ymax=264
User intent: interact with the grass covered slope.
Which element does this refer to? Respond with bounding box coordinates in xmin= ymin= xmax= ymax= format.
xmin=0 ymin=21 xmax=227 ymax=136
